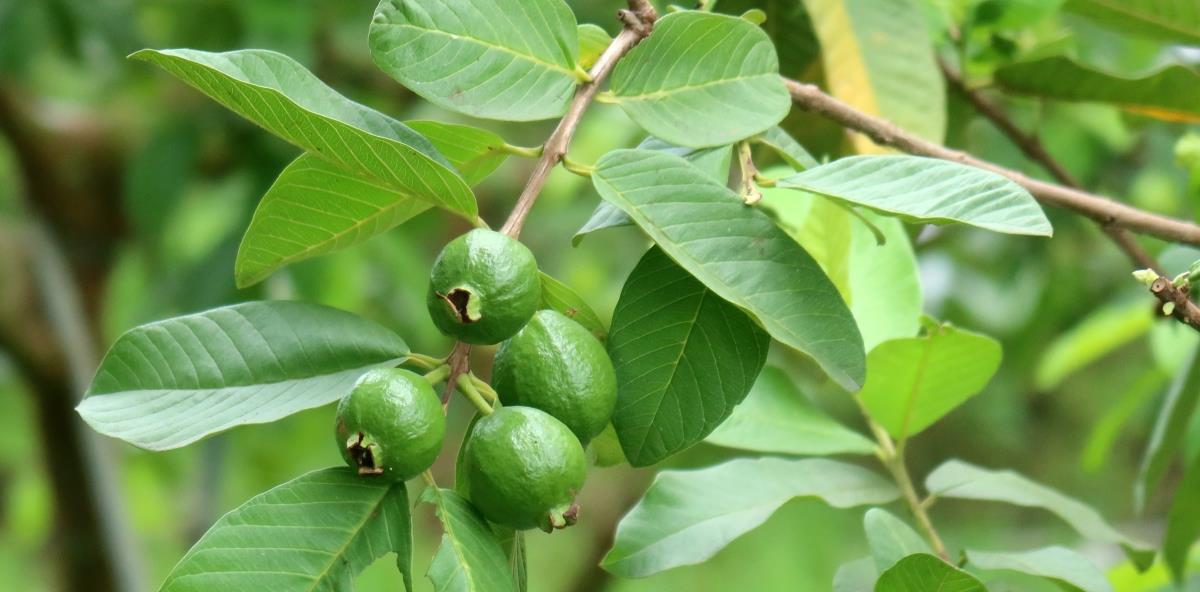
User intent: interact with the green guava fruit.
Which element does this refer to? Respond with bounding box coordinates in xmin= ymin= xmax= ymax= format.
xmin=426 ymin=229 xmax=540 ymax=345
xmin=463 ymin=406 xmax=587 ymax=532
xmin=335 ymin=368 xmax=445 ymax=481
xmin=492 ymin=309 xmax=616 ymax=444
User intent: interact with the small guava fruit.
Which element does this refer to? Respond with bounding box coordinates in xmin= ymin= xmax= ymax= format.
xmin=492 ymin=309 xmax=616 ymax=444
xmin=426 ymin=229 xmax=540 ymax=345
xmin=335 ymin=368 xmax=445 ymax=481
xmin=464 ymin=406 xmax=587 ymax=532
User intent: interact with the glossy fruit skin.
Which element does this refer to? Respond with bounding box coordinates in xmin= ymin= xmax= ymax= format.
xmin=492 ymin=309 xmax=616 ymax=444
xmin=426 ymin=229 xmax=540 ymax=345
xmin=464 ymin=406 xmax=587 ymax=532
xmin=335 ymin=368 xmax=445 ymax=481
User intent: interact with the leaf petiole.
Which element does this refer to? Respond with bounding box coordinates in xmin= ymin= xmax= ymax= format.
xmin=407 ymin=352 xmax=447 ymax=370
xmin=423 ymin=365 xmax=451 ymax=385
xmin=562 ymin=156 xmax=596 ymax=177
xmin=456 ymin=374 xmax=495 ymax=416
xmin=501 ymin=143 xmax=544 ymax=159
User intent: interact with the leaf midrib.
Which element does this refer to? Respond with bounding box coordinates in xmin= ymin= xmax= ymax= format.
xmin=380 ymin=22 xmax=578 ymax=78
xmin=614 ymin=72 xmax=779 ymax=103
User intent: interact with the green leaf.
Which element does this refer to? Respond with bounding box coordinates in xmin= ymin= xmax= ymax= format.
xmin=858 ymin=324 xmax=1002 ymax=440
xmin=234 ymin=154 xmax=432 ymax=288
xmin=925 ymin=460 xmax=1154 ymax=569
xmin=706 ymin=366 xmax=876 ymax=456
xmin=1034 ymin=299 xmax=1153 ymax=390
xmin=131 ymin=48 xmax=475 ymax=217
xmin=593 ymin=148 xmax=866 ymax=390
xmin=609 ymin=11 xmax=790 ymax=148
xmin=801 ymin=0 xmax=946 ymax=151
xmin=864 ymin=509 xmax=931 ymax=573
xmin=573 ymin=138 xmax=732 ymax=246
xmin=422 ymin=487 xmax=517 ymax=592
xmin=603 ymin=457 xmax=900 ymax=577
xmin=995 ymin=56 xmax=1200 ymax=124
xmin=1164 ymin=452 xmax=1200 ymax=582
xmin=77 ymin=301 xmax=409 ymax=450
xmin=161 ymin=468 xmax=412 ymax=592
xmin=1063 ymin=0 xmax=1200 ymax=45
xmin=1136 ymin=345 xmax=1200 ymax=511
xmin=967 ymin=546 xmax=1114 ymax=592
xmin=762 ymin=184 xmax=922 ymax=351
xmin=755 ymin=126 xmax=820 ymax=170
xmin=607 ymin=247 xmax=769 ymax=467
xmin=369 ymin=0 xmax=580 ymax=121
xmin=834 ymin=557 xmax=879 ymax=592
xmin=718 ymin=0 xmax=821 ymax=80
xmin=590 ymin=423 xmax=628 ymax=467
xmin=406 ymin=120 xmax=509 ymax=186
xmin=874 ymin=554 xmax=986 ymax=592
xmin=539 ymin=271 xmax=607 ymax=341
xmin=577 ymin=23 xmax=611 ymax=69
xmin=777 ymin=155 xmax=1052 ymax=236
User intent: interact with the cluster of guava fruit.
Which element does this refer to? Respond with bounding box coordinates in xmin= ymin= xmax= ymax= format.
xmin=334 ymin=229 xmax=616 ymax=532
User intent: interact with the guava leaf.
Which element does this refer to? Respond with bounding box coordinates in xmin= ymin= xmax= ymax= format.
xmin=422 ymin=487 xmax=517 ymax=592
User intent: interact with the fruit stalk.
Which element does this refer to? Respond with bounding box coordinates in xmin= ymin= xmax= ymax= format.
xmin=456 ymin=374 xmax=494 ymax=416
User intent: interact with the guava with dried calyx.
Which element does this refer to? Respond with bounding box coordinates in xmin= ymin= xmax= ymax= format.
xmin=463 ymin=406 xmax=587 ymax=532
xmin=334 ymin=368 xmax=445 ymax=481
xmin=492 ymin=309 xmax=616 ymax=444
xmin=426 ymin=228 xmax=540 ymax=345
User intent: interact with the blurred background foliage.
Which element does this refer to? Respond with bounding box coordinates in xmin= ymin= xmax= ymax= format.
xmin=2 ymin=0 xmax=1200 ymax=590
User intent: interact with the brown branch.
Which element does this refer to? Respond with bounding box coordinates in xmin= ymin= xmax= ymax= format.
xmin=499 ymin=1 xmax=657 ymax=238
xmin=783 ymin=78 xmax=1200 ymax=246
xmin=938 ymin=61 xmax=1163 ymax=273
xmin=1151 ymin=278 xmax=1200 ymax=330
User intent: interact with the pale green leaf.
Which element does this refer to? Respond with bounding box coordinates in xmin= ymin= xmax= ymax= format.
xmin=778 ymin=155 xmax=1052 ymax=236
xmin=864 ymin=509 xmax=932 ymax=573
xmin=161 ymin=468 xmax=412 ymax=592
xmin=77 ymin=301 xmax=409 ymax=450
xmin=593 ymin=148 xmax=866 ymax=391
xmin=967 ymin=546 xmax=1114 ymax=592
xmin=539 ymin=271 xmax=607 ymax=341
xmin=858 ymin=324 xmax=1002 ymax=440
xmin=801 ymin=0 xmax=945 ymax=151
xmin=131 ymin=48 xmax=475 ymax=217
xmin=756 ymin=126 xmax=820 ymax=170
xmin=1137 ymin=345 xmax=1200 ymax=511
xmin=1035 ymin=299 xmax=1153 ymax=390
xmin=603 ymin=457 xmax=900 ymax=577
xmin=608 ymin=247 xmax=769 ymax=466
xmin=406 ymin=120 xmax=509 ymax=186
xmin=609 ymin=11 xmax=790 ymax=147
xmin=1063 ymin=0 xmax=1200 ymax=45
xmin=996 ymin=56 xmax=1200 ymax=124
xmin=926 ymin=460 xmax=1154 ymax=569
xmin=1164 ymin=452 xmax=1200 ymax=582
xmin=369 ymin=0 xmax=580 ymax=121
xmin=874 ymin=554 xmax=986 ymax=592
xmin=706 ymin=366 xmax=876 ymax=456
xmin=422 ymin=487 xmax=517 ymax=592
xmin=234 ymin=154 xmax=432 ymax=288
xmin=834 ymin=557 xmax=878 ymax=592
xmin=577 ymin=23 xmax=611 ymax=69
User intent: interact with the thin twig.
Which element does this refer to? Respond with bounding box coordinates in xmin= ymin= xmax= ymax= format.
xmin=783 ymin=78 xmax=1200 ymax=246
xmin=939 ymin=60 xmax=1163 ymax=273
xmin=1151 ymin=278 xmax=1200 ymax=330
xmin=499 ymin=1 xmax=657 ymax=238
xmin=862 ymin=415 xmax=950 ymax=560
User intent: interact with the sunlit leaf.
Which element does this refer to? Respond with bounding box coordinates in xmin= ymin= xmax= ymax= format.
xmin=369 ymin=0 xmax=581 ymax=121
xmin=603 ymin=457 xmax=899 ymax=577
xmin=577 ymin=23 xmax=611 ymax=69
xmin=967 ymin=546 xmax=1114 ymax=592
xmin=406 ymin=120 xmax=510 ymax=186
xmin=78 ymin=301 xmax=409 ymax=450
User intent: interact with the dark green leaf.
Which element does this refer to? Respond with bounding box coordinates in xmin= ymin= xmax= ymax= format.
xmin=858 ymin=323 xmax=1002 ymax=440
xmin=161 ymin=468 xmax=412 ymax=592
xmin=1164 ymin=452 xmax=1200 ymax=582
xmin=608 ymin=247 xmax=769 ymax=466
xmin=235 ymin=154 xmax=431 ymax=288
xmin=967 ymin=546 xmax=1113 ymax=592
xmin=603 ymin=457 xmax=900 ymax=577
xmin=609 ymin=11 xmax=790 ymax=147
xmin=131 ymin=49 xmax=475 ymax=217
xmin=996 ymin=57 xmax=1200 ymax=124
xmin=77 ymin=301 xmax=409 ymax=450
xmin=593 ymin=148 xmax=865 ymax=390
xmin=706 ymin=366 xmax=876 ymax=456
xmin=369 ymin=0 xmax=581 ymax=121
xmin=778 ymin=155 xmax=1051 ymax=236
xmin=874 ymin=553 xmax=986 ymax=592
xmin=539 ymin=271 xmax=607 ymax=341
xmin=422 ymin=487 xmax=517 ymax=592
xmin=926 ymin=460 xmax=1154 ymax=569
xmin=1136 ymin=344 xmax=1200 ymax=511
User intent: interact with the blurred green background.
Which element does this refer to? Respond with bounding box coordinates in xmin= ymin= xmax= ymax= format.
xmin=2 ymin=0 xmax=1199 ymax=590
